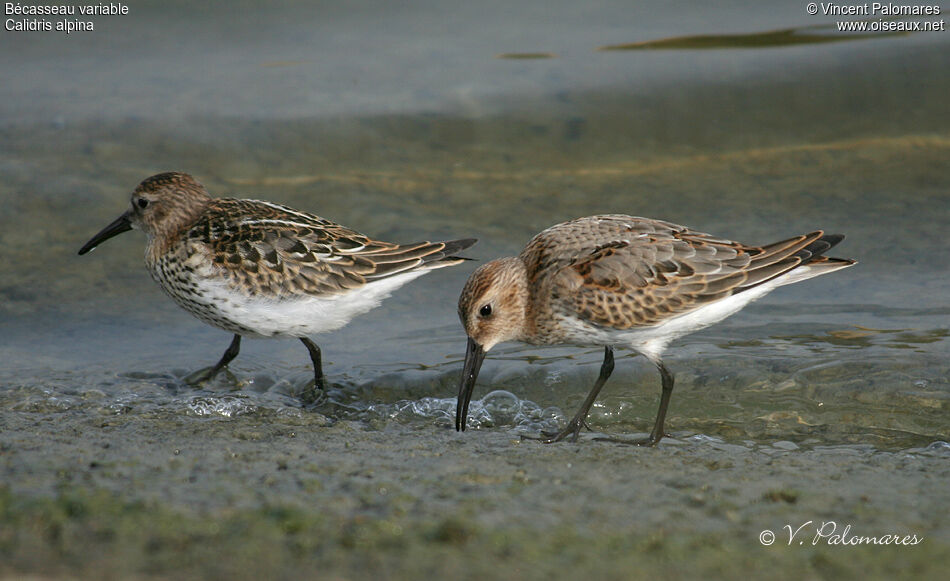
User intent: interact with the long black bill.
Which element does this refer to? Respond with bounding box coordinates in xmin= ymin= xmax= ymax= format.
xmin=78 ymin=212 xmax=133 ymax=255
xmin=455 ymin=337 xmax=486 ymax=432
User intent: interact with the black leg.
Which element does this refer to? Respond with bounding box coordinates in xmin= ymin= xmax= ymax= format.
xmin=591 ymin=357 xmax=674 ymax=447
xmin=634 ymin=359 xmax=674 ymax=447
xmin=524 ymin=346 xmax=615 ymax=444
xmin=300 ymin=337 xmax=326 ymax=393
xmin=647 ymin=360 xmax=673 ymax=446
xmin=186 ymin=334 xmax=241 ymax=384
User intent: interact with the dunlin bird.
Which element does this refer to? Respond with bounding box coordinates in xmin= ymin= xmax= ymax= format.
xmin=456 ymin=215 xmax=855 ymax=446
xmin=79 ymin=172 xmax=476 ymax=395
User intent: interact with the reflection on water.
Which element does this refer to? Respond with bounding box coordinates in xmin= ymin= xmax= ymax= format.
xmin=597 ymin=16 xmax=923 ymax=50
xmin=3 ymin=309 xmax=945 ymax=451
xmin=1 ymin=1 xmax=948 ymax=452
xmin=495 ymin=52 xmax=558 ymax=59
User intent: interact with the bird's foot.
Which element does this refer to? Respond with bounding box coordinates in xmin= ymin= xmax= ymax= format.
xmin=300 ymin=379 xmax=327 ymax=407
xmin=592 ymin=431 xmax=669 ymax=447
xmin=521 ymin=418 xmax=586 ymax=444
xmin=182 ymin=366 xmax=235 ymax=386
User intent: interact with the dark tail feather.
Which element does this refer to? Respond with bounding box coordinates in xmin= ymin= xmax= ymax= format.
xmin=423 ymin=238 xmax=478 ymax=265
xmin=795 ymin=233 xmax=847 ymax=265
xmin=439 ymin=238 xmax=478 ymax=258
xmin=739 ymin=232 xmax=854 ymax=291
xmin=363 ymin=238 xmax=477 ymax=281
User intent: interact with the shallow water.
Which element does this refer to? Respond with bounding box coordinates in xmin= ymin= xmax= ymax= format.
xmin=1 ymin=0 xmax=948 ymax=451
xmin=1 ymin=1 xmax=949 ymax=577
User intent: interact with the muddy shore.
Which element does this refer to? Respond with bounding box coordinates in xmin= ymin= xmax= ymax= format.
xmin=2 ymin=410 xmax=947 ymax=580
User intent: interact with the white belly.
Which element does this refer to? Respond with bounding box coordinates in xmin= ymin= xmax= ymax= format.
xmin=167 ymin=269 xmax=429 ymax=338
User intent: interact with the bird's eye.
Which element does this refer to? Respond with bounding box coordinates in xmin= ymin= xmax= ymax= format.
xmin=479 ymin=304 xmax=492 ymax=318
xmin=137 ymin=198 xmax=149 ymax=209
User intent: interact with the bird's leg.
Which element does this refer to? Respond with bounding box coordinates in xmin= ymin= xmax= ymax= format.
xmin=597 ymin=359 xmax=674 ymax=447
xmin=185 ymin=334 xmax=242 ymax=384
xmin=524 ymin=346 xmax=614 ymax=444
xmin=299 ymin=337 xmax=327 ymax=405
xmin=649 ymin=361 xmax=673 ymax=446
xmin=641 ymin=360 xmax=675 ymax=446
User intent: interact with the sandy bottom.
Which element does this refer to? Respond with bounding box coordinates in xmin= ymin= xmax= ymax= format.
xmin=2 ymin=410 xmax=947 ymax=580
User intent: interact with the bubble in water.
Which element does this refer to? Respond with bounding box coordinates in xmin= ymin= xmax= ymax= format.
xmin=187 ymin=396 xmax=256 ymax=418
xmin=688 ymin=434 xmax=724 ymax=445
xmin=361 ymin=390 xmax=562 ymax=433
xmin=481 ymin=390 xmax=520 ymax=424
xmin=365 ymin=397 xmax=456 ymax=423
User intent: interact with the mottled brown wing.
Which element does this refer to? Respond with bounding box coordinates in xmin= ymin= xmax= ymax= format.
xmin=530 ymin=215 xmax=825 ymax=329
xmin=192 ymin=199 xmax=471 ymax=298
xmin=520 ymin=215 xmax=696 ymax=280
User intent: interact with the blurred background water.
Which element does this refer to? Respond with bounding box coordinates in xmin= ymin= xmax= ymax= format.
xmin=1 ymin=0 xmax=947 ymax=449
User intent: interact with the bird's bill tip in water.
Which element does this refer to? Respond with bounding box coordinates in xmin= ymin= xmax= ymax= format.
xmin=455 ymin=336 xmax=486 ymax=432
xmin=78 ymin=211 xmax=133 ymax=255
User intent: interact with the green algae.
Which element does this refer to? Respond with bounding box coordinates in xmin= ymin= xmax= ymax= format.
xmin=1 ymin=484 xmax=947 ymax=581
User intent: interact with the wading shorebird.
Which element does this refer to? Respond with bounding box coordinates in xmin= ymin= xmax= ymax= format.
xmin=79 ymin=172 xmax=475 ymax=397
xmin=455 ymin=215 xmax=854 ymax=446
